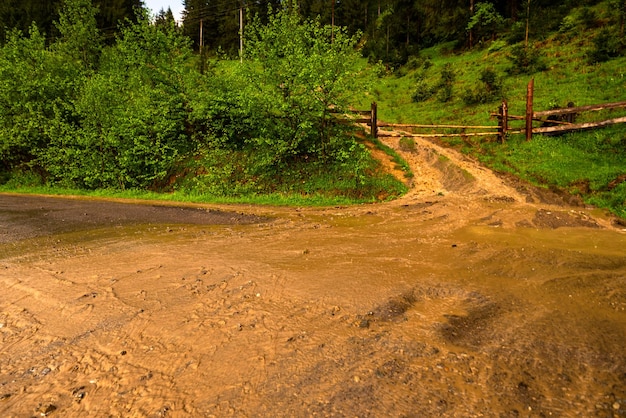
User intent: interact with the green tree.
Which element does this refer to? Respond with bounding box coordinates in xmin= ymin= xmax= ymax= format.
xmin=54 ymin=0 xmax=103 ymax=69
xmin=155 ymin=7 xmax=177 ymax=28
xmin=467 ymin=2 xmax=505 ymax=44
xmin=70 ymin=10 xmax=195 ymax=188
xmin=0 ymin=0 xmax=61 ymax=44
xmin=240 ymin=7 xmax=367 ymax=167
xmin=0 ymin=0 xmax=99 ymax=179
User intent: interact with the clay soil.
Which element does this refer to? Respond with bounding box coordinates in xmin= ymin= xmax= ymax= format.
xmin=1 ymin=135 xmax=626 ymax=417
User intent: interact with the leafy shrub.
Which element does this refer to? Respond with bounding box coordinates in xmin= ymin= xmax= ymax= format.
xmin=466 ymin=2 xmax=505 ymax=43
xmin=588 ymin=27 xmax=624 ymax=63
xmin=0 ymin=20 xmax=87 ymax=175
xmin=487 ymin=40 xmax=507 ymax=53
xmin=462 ymin=68 xmax=504 ymax=105
xmin=506 ymin=43 xmax=547 ymax=74
xmin=435 ymin=63 xmax=456 ymax=102
xmin=411 ymin=74 xmax=434 ymax=103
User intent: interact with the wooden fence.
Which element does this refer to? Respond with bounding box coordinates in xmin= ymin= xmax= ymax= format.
xmin=348 ymin=80 xmax=626 ymax=142
xmin=496 ymin=79 xmax=626 ymax=141
xmin=350 ymin=102 xmax=499 ymax=139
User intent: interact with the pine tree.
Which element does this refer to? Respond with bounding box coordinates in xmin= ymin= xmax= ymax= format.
xmin=0 ymin=0 xmax=61 ymax=43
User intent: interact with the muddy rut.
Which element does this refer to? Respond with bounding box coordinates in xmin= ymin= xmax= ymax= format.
xmin=1 ymin=136 xmax=626 ymax=417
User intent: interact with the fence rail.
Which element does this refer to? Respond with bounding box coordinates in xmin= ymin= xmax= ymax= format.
xmin=346 ymin=81 xmax=626 ymax=142
xmin=495 ymin=80 xmax=626 ymax=141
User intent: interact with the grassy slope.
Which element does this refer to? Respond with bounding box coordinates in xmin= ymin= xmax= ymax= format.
xmin=360 ymin=8 xmax=626 ymax=218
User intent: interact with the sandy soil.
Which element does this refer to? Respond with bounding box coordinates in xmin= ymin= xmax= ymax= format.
xmin=1 ymin=135 xmax=626 ymax=417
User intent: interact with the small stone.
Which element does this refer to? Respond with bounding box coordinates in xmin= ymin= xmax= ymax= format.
xmin=613 ymin=402 xmax=620 ymax=410
xmin=36 ymin=403 xmax=57 ymax=416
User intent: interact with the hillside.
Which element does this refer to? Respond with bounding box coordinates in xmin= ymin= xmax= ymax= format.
xmin=361 ymin=5 xmax=626 ymax=218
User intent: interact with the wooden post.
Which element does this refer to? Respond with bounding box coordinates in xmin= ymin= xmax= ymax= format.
xmin=525 ymin=79 xmax=534 ymax=141
xmin=199 ymin=19 xmax=203 ymax=49
xmin=371 ymin=102 xmax=378 ymax=138
xmin=239 ymin=6 xmax=243 ymax=63
xmin=498 ymin=100 xmax=508 ymax=143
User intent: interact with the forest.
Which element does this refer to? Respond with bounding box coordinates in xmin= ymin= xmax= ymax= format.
xmin=5 ymin=1 xmax=625 ymax=64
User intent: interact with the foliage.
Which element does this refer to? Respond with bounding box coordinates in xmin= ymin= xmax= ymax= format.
xmin=506 ymin=43 xmax=548 ymax=74
xmin=0 ymin=0 xmax=142 ymax=45
xmin=54 ymin=0 xmax=102 ymax=70
xmin=589 ymin=27 xmax=625 ymax=63
xmin=467 ymin=2 xmax=505 ymax=43
xmin=411 ymin=73 xmax=435 ymax=103
xmin=66 ymin=10 xmax=195 ymax=189
xmin=462 ymin=68 xmax=504 ymax=104
xmin=0 ymin=24 xmax=83 ymax=173
xmin=0 ymin=1 xmax=406 ymax=204
xmin=435 ymin=63 xmax=456 ymax=103
xmin=241 ymin=7 xmax=368 ymax=167
xmin=0 ymin=2 xmax=197 ymax=190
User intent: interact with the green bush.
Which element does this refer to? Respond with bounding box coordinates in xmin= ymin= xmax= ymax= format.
xmin=589 ymin=27 xmax=624 ymax=63
xmin=436 ymin=63 xmax=456 ymax=102
xmin=506 ymin=43 xmax=547 ymax=74
xmin=462 ymin=68 xmax=504 ymax=104
xmin=411 ymin=73 xmax=435 ymax=103
xmin=399 ymin=136 xmax=417 ymax=152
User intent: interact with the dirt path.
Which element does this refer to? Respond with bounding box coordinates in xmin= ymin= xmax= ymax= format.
xmin=1 ymin=138 xmax=626 ymax=417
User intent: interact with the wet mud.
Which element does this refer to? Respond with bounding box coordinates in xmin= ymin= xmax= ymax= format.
xmin=1 ymin=136 xmax=626 ymax=417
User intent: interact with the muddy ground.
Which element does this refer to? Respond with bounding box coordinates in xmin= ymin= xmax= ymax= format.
xmin=1 ymin=135 xmax=626 ymax=417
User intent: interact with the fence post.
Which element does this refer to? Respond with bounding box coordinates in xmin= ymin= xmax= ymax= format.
xmin=371 ymin=102 xmax=378 ymax=138
xmin=526 ymin=78 xmax=534 ymax=141
xmin=498 ymin=100 xmax=508 ymax=143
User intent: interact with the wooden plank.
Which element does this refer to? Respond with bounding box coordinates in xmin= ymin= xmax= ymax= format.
xmin=378 ymin=131 xmax=498 ymax=138
xmin=377 ymin=123 xmax=496 ymax=129
xmin=532 ymin=116 xmax=626 ymax=134
xmin=534 ymin=101 xmax=626 ymax=117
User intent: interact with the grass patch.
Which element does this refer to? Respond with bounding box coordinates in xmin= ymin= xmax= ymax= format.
xmin=369 ymin=137 xmax=414 ymax=179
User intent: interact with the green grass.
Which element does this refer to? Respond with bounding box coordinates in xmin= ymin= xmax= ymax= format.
xmin=359 ymin=24 xmax=626 ymax=218
xmin=0 ymin=184 xmax=383 ymax=207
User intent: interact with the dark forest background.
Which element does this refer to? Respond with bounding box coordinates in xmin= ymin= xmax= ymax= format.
xmin=4 ymin=0 xmax=623 ymax=65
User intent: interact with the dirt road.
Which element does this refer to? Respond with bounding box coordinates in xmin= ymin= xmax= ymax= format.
xmin=1 ymin=137 xmax=625 ymax=417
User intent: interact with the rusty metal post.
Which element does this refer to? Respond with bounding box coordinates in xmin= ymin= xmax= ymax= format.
xmin=526 ymin=79 xmax=534 ymax=141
